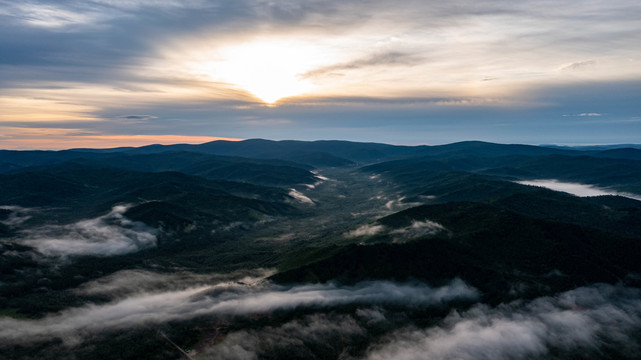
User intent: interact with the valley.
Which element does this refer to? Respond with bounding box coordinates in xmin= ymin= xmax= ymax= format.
xmin=1 ymin=139 xmax=641 ymax=359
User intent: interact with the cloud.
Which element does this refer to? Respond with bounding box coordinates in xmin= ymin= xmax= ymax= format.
xmin=345 ymin=224 xmax=387 ymax=238
xmin=300 ymin=51 xmax=424 ymax=79
xmin=365 ymin=283 xmax=641 ymax=360
xmin=516 ymin=179 xmax=641 ymax=201
xmin=345 ymin=220 xmax=446 ymax=241
xmin=201 ymin=312 xmax=367 ymax=360
xmin=0 ymin=128 xmax=242 ymax=150
xmin=91 ymin=0 xmax=210 ymax=11
xmin=0 ymin=278 xmax=478 ymax=345
xmin=288 ymin=189 xmax=315 ymax=205
xmin=16 ymin=205 xmax=157 ymax=257
xmin=0 ymin=205 xmax=34 ymax=227
xmin=118 ymin=114 xmax=157 ymax=121
xmin=74 ymin=268 xmax=275 ymax=298
xmin=382 ymin=196 xmax=424 ymax=212
xmin=562 ymin=112 xmax=602 ymax=117
xmin=304 ymin=170 xmax=331 ymax=189
xmin=0 ymin=2 xmax=105 ymax=29
xmin=389 ymin=220 xmax=447 ymax=243
xmin=1 ymin=1 xmax=641 ymax=144
xmin=311 ymin=170 xmax=329 ymax=181
xmin=560 ymin=60 xmax=596 ymax=71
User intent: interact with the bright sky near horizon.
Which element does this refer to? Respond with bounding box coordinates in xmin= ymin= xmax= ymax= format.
xmin=0 ymin=0 xmax=640 ymax=149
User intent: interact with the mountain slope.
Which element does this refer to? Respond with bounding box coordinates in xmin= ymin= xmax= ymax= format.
xmin=273 ymin=202 xmax=641 ymax=304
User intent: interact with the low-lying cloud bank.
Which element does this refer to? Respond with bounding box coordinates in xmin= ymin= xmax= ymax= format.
xmin=194 ymin=283 xmax=641 ymax=360
xmin=517 ymin=179 xmax=641 ymax=201
xmin=0 ymin=278 xmax=478 ymax=345
xmin=288 ymin=189 xmax=315 ymax=205
xmin=366 ymin=283 xmax=641 ymax=360
xmin=203 ymin=312 xmax=371 ymax=359
xmin=74 ymin=268 xmax=275 ymax=298
xmin=16 ymin=205 xmax=157 ymax=257
xmin=0 ymin=205 xmax=34 ymax=227
xmin=345 ymin=220 xmax=446 ymax=242
xmin=345 ymin=223 xmax=387 ymax=238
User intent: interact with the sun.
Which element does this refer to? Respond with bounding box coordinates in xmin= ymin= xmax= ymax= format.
xmin=194 ymin=40 xmax=329 ymax=104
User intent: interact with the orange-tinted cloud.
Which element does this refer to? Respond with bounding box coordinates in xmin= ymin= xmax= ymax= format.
xmin=0 ymin=128 xmax=242 ymax=150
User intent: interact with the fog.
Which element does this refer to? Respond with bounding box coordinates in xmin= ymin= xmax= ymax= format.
xmin=516 ymin=179 xmax=641 ymax=201
xmin=345 ymin=223 xmax=386 ymax=238
xmin=202 ymin=312 xmax=369 ymax=360
xmin=365 ymin=283 xmax=641 ymax=360
xmin=389 ymin=220 xmax=447 ymax=243
xmin=16 ymin=205 xmax=157 ymax=257
xmin=0 ymin=205 xmax=33 ymax=226
xmin=0 ymin=277 xmax=478 ymax=345
xmin=345 ymin=220 xmax=446 ymax=241
xmin=74 ymin=268 xmax=275 ymax=298
xmin=288 ymin=189 xmax=315 ymax=205
xmin=195 ymin=283 xmax=641 ymax=360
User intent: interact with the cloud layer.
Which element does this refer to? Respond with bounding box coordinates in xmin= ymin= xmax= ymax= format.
xmin=517 ymin=179 xmax=641 ymax=201
xmin=366 ymin=284 xmax=641 ymax=360
xmin=345 ymin=220 xmax=446 ymax=242
xmin=16 ymin=205 xmax=157 ymax=257
xmin=191 ymin=283 xmax=641 ymax=360
xmin=0 ymin=277 xmax=478 ymax=345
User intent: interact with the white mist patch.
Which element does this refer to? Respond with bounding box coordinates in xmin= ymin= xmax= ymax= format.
xmin=311 ymin=170 xmax=330 ymax=182
xmin=0 ymin=205 xmax=33 ymax=226
xmin=345 ymin=224 xmax=387 ymax=238
xmin=74 ymin=268 xmax=275 ymax=298
xmin=385 ymin=197 xmax=405 ymax=210
xmin=516 ymin=179 xmax=641 ymax=201
xmin=383 ymin=196 xmax=423 ymax=213
xmin=0 ymin=279 xmax=478 ymax=345
xmin=17 ymin=205 xmax=157 ymax=257
xmin=203 ymin=313 xmax=367 ymax=359
xmin=366 ymin=284 xmax=641 ymax=360
xmin=304 ymin=170 xmax=331 ymax=189
xmin=289 ymin=188 xmax=315 ymax=205
xmin=345 ymin=220 xmax=446 ymax=241
xmin=390 ymin=220 xmax=447 ymax=243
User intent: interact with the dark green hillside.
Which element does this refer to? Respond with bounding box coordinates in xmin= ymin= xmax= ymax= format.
xmin=592 ymin=147 xmax=641 ymax=161
xmin=482 ymin=155 xmax=641 ymax=188
xmin=361 ymin=156 xmax=641 ymax=237
xmin=89 ymin=151 xmax=318 ymax=186
xmin=194 ymin=162 xmax=315 ymax=186
xmin=410 ymin=140 xmax=579 ymax=158
xmin=10 ymin=152 xmax=318 ymax=187
xmin=273 ymin=202 xmax=641 ymax=304
xmin=130 ymin=139 xmax=356 ymax=167
xmin=365 ymin=153 xmax=641 ymax=188
xmin=0 ymin=149 xmax=109 ymax=170
xmin=360 ymin=166 xmax=529 ymax=202
xmin=0 ymin=164 xmax=296 ymax=222
xmin=125 ymin=139 xmax=641 ymax=165
xmin=4 ymin=140 xmax=641 ymax=176
xmin=490 ymin=192 xmax=641 ymax=237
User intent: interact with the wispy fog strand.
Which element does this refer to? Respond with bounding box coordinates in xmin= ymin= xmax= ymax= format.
xmin=0 ymin=278 xmax=478 ymax=345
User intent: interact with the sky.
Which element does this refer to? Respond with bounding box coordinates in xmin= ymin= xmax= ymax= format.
xmin=0 ymin=0 xmax=640 ymax=149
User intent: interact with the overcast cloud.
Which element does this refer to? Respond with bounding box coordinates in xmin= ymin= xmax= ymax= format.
xmin=1 ymin=0 xmax=640 ymax=147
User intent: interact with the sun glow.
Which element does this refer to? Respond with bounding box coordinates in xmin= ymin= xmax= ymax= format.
xmin=193 ymin=40 xmax=331 ymax=104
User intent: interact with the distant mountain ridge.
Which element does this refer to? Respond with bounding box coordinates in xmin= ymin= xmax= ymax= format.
xmin=2 ymin=139 xmax=641 ymax=172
